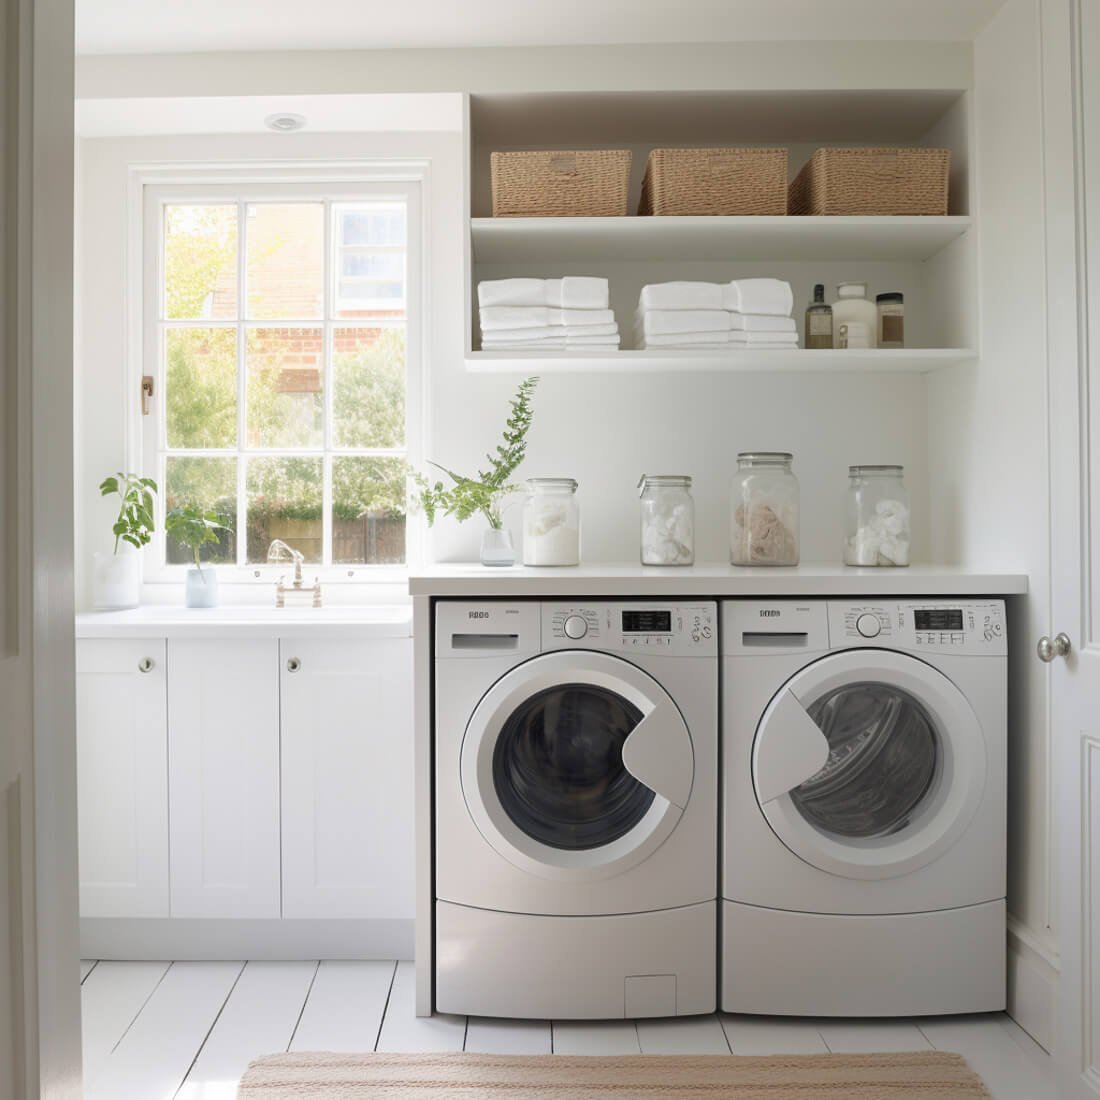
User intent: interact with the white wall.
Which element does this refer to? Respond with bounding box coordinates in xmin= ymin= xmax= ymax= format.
xmin=927 ymin=0 xmax=1056 ymax=1045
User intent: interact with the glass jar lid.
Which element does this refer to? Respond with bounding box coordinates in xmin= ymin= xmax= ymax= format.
xmin=737 ymin=452 xmax=793 ymax=466
xmin=637 ymin=474 xmax=692 ymax=495
xmin=849 ymin=464 xmax=904 ymax=477
xmin=527 ymin=477 xmax=578 ymax=492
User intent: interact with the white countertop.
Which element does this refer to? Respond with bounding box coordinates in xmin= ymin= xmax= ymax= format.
xmin=409 ymin=563 xmax=1028 ymax=598
xmin=76 ymin=604 xmax=413 ymax=639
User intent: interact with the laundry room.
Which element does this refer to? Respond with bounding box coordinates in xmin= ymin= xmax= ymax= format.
xmin=9 ymin=0 xmax=1095 ymax=1097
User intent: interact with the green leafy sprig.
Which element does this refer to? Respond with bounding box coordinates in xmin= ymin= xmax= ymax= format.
xmin=415 ymin=376 xmax=538 ymax=530
xmin=99 ymin=473 xmax=158 ymax=553
xmin=166 ymin=504 xmax=232 ymax=572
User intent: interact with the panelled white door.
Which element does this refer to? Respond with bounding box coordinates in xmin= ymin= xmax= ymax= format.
xmin=168 ymin=639 xmax=281 ymax=918
xmin=1045 ymin=1 xmax=1100 ymax=1095
xmin=280 ymin=638 xmax=414 ymax=919
xmin=76 ymin=639 xmax=169 ymax=918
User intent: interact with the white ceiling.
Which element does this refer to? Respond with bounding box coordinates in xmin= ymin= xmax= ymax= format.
xmin=76 ymin=0 xmax=1006 ymax=56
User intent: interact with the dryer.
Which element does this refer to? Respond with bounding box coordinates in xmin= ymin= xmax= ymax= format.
xmin=434 ymin=600 xmax=718 ymax=1019
xmin=721 ymin=598 xmax=1007 ymax=1017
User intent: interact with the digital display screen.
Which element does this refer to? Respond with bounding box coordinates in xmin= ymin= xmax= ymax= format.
xmin=622 ymin=610 xmax=672 ymax=634
xmin=914 ymin=609 xmax=964 ymax=631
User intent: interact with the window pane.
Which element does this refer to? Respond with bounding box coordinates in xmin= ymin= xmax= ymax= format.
xmin=332 ymin=456 xmax=407 ymax=565
xmin=332 ymin=327 xmax=406 ymax=449
xmin=165 ymin=328 xmax=238 ymax=449
xmin=164 ymin=456 xmax=238 ymax=565
xmin=246 ymin=327 xmax=324 ymax=448
xmin=246 ymin=456 xmax=322 ymax=564
xmin=246 ymin=203 xmax=323 ymax=320
xmin=334 ymin=201 xmax=405 ymax=319
xmin=164 ymin=204 xmax=238 ymax=320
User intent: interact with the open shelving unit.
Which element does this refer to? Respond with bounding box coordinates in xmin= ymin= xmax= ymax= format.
xmin=463 ymin=88 xmax=977 ymax=373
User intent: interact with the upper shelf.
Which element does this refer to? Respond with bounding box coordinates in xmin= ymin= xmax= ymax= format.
xmin=471 ymin=215 xmax=973 ymax=264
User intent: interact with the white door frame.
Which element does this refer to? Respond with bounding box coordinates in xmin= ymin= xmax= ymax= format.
xmin=1044 ymin=0 xmax=1100 ymax=1095
xmin=0 ymin=0 xmax=81 ymax=1097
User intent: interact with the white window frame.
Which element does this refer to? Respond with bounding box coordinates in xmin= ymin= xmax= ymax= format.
xmin=129 ymin=162 xmax=428 ymax=584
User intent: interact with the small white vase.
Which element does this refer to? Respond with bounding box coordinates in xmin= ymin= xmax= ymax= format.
xmin=185 ymin=567 xmax=219 ymax=608
xmin=92 ymin=547 xmax=142 ymax=610
xmin=480 ymin=527 xmax=516 ymax=567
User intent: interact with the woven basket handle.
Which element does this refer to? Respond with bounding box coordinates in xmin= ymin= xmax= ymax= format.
xmin=548 ymin=153 xmax=579 ymax=177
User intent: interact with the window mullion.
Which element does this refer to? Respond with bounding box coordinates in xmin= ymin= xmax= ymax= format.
xmin=236 ymin=197 xmax=248 ymax=568
xmin=322 ymin=198 xmax=333 ymax=567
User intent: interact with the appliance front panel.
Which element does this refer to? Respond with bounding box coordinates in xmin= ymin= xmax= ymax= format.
xmin=827 ymin=599 xmax=1007 ymax=656
xmin=542 ymin=601 xmax=717 ymax=658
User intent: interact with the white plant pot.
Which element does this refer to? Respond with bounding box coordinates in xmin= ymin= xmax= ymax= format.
xmin=185 ymin=567 xmax=219 ymax=608
xmin=92 ymin=547 xmax=142 ymax=610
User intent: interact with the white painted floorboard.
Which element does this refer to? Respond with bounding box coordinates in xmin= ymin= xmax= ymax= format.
xmin=375 ymin=961 xmax=467 ymax=1053
xmin=289 ymin=961 xmax=395 ymax=1053
xmin=78 ymin=960 xmax=1051 ymax=1100
xmin=176 ymin=961 xmax=317 ymax=1100
xmin=80 ymin=960 xmax=171 ymax=1085
xmin=85 ymin=961 xmax=243 ymax=1100
xmin=465 ymin=1017 xmax=552 ymax=1054
xmin=552 ymin=1020 xmax=641 ymax=1055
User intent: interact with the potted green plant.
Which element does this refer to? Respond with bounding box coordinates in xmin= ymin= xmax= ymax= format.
xmin=414 ymin=377 xmax=538 ymax=566
xmin=94 ymin=473 xmax=157 ymax=609
xmin=166 ymin=504 xmax=231 ymax=608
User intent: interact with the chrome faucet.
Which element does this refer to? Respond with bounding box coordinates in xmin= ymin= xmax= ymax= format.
xmin=268 ymin=539 xmax=322 ymax=608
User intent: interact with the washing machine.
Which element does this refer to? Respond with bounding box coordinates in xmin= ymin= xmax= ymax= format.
xmin=434 ymin=600 xmax=717 ymax=1019
xmin=721 ymin=598 xmax=1007 ymax=1017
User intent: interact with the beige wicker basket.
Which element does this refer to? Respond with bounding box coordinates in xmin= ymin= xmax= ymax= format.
xmin=789 ymin=147 xmax=951 ymax=216
xmin=638 ymin=147 xmax=788 ymax=216
xmin=490 ymin=150 xmax=632 ymax=217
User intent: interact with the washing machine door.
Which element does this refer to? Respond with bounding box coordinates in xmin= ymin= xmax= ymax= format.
xmin=461 ymin=650 xmax=694 ymax=882
xmin=752 ymin=649 xmax=986 ymax=880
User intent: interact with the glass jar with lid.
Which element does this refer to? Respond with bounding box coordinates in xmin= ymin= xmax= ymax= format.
xmin=844 ymin=465 xmax=910 ymax=566
xmin=730 ymin=453 xmax=800 ymax=566
xmin=523 ymin=478 xmax=580 ymax=566
xmin=638 ymin=475 xmax=694 ymax=566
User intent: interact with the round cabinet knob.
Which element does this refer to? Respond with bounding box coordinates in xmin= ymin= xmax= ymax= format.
xmin=856 ymin=613 xmax=882 ymax=639
xmin=286 ymin=657 xmax=301 ymax=672
xmin=137 ymin=657 xmax=155 ymax=673
xmin=563 ymin=615 xmax=588 ymax=640
xmin=1037 ymin=633 xmax=1071 ymax=662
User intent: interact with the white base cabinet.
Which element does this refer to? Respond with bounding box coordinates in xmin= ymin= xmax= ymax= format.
xmin=280 ymin=638 xmax=415 ymax=919
xmin=76 ymin=632 xmax=414 ymax=938
xmin=76 ymin=639 xmax=169 ymax=918
xmin=168 ymin=640 xmax=281 ymax=918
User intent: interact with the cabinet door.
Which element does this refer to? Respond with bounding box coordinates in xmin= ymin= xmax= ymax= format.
xmin=168 ymin=639 xmax=281 ymax=918
xmin=281 ymin=637 xmax=414 ymax=919
xmin=76 ymin=639 xmax=169 ymax=918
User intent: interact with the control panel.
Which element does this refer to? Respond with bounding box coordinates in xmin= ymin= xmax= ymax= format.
xmin=544 ymin=601 xmax=718 ymax=657
xmin=827 ymin=600 xmax=1007 ymax=655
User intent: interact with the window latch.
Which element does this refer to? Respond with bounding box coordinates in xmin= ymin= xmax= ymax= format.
xmin=141 ymin=375 xmax=154 ymax=415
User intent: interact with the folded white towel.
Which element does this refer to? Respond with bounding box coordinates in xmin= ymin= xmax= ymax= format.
xmin=638 ymin=279 xmax=793 ymax=317
xmin=480 ymin=306 xmax=615 ymax=331
xmin=481 ymin=323 xmax=619 ymax=343
xmin=729 ymin=330 xmax=799 ymax=345
xmin=636 ymin=309 xmax=731 ymax=336
xmin=635 ymin=330 xmax=736 ymax=347
xmin=482 ymin=337 xmax=621 ymax=350
xmin=728 ymin=278 xmax=794 ymax=317
xmin=729 ymin=312 xmax=798 ymax=333
xmin=477 ymin=276 xmax=609 ymax=310
xmin=639 ymin=342 xmax=730 ymax=350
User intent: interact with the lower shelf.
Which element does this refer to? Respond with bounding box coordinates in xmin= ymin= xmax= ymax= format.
xmin=465 ymin=348 xmax=976 ymax=374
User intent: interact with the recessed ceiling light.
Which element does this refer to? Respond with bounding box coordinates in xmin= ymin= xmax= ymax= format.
xmin=264 ymin=113 xmax=307 ymax=133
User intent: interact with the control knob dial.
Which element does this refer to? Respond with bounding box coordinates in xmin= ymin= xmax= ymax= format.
xmin=564 ymin=614 xmax=588 ymax=640
xmin=856 ymin=613 xmax=882 ymax=638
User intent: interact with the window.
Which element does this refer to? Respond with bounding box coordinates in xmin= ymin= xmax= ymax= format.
xmin=142 ymin=177 xmax=421 ymax=576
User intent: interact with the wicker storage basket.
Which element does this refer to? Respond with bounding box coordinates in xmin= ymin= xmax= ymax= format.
xmin=638 ymin=147 xmax=788 ymax=216
xmin=490 ymin=150 xmax=632 ymax=217
xmin=789 ymin=147 xmax=951 ymax=216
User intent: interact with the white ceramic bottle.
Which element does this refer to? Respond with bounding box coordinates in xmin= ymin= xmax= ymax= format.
xmin=831 ymin=282 xmax=878 ymax=349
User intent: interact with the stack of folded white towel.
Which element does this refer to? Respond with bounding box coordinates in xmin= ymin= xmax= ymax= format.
xmin=478 ymin=277 xmax=620 ymax=350
xmin=635 ymin=279 xmax=798 ymax=350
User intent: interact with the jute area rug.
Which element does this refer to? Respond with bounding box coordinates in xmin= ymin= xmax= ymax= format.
xmin=237 ymin=1050 xmax=992 ymax=1098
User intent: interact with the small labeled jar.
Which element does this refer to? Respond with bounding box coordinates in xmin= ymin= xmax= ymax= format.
xmin=523 ymin=478 xmax=580 ymax=566
xmin=876 ymin=292 xmax=905 ymax=348
xmin=730 ymin=453 xmax=800 ymax=566
xmin=639 ymin=475 xmax=694 ymax=566
xmin=844 ymin=465 xmax=910 ymax=566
